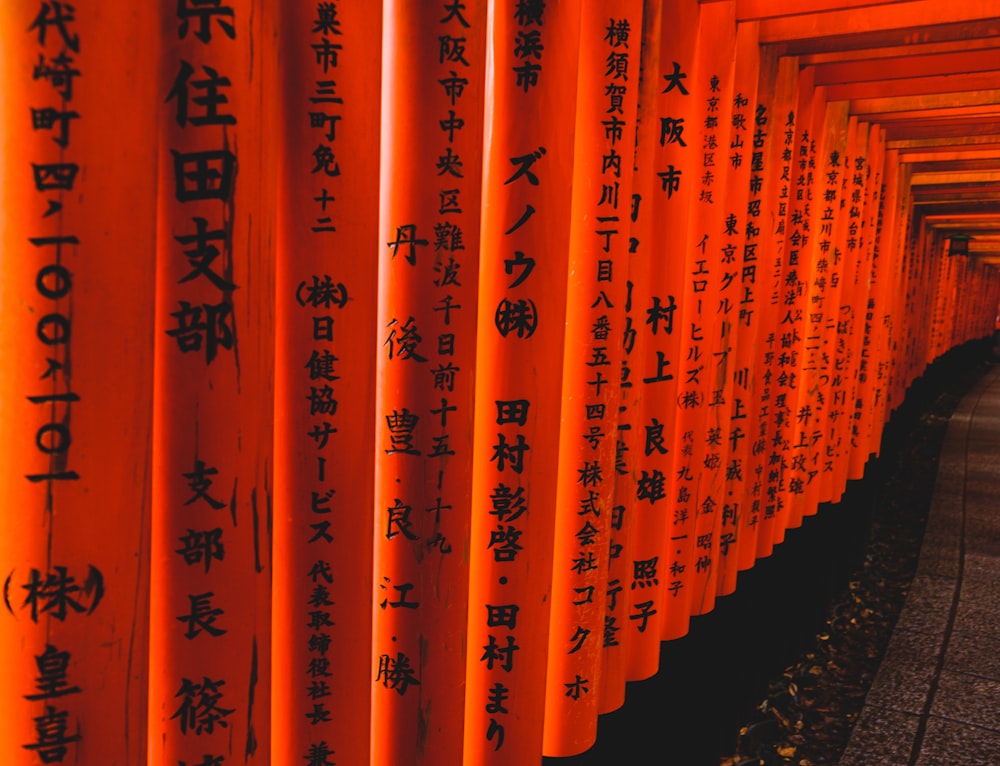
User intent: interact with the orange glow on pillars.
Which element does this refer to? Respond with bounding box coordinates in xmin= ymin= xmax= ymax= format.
xmin=865 ymin=148 xmax=903 ymax=454
xmin=600 ymin=1 xmax=663 ymax=688
xmin=0 ymin=4 xmax=158 ymax=763
xmin=714 ymin=19 xmax=761 ymax=599
xmin=787 ymin=100 xmax=849 ymax=522
xmin=818 ymin=115 xmax=861 ymax=504
xmin=271 ymin=4 xmax=381 ymax=765
xmin=149 ymin=4 xmax=275 ymax=764
xmin=671 ymin=0 xmax=738 ymax=619
xmin=845 ymin=124 xmax=887 ymax=485
xmin=542 ymin=1 xmax=642 ymax=755
xmin=372 ymin=3 xmax=484 ymax=764
xmin=736 ymin=53 xmax=800 ymax=573
xmin=599 ymin=0 xmax=664 ymax=708
xmin=762 ymin=74 xmax=825 ymax=549
xmin=463 ymin=2 xmax=580 ymax=763
xmin=639 ymin=0 xmax=701 ymax=646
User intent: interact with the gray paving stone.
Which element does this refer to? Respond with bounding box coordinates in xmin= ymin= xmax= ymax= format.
xmin=838 ymin=705 xmax=920 ymax=766
xmin=968 ymin=466 xmax=1000 ymax=486
xmin=918 ymin=527 xmax=961 ymax=555
xmin=865 ymin=628 xmax=943 ymax=715
xmin=929 ymin=670 xmax=1000 ymax=731
xmin=958 ymin=577 xmax=1000 ymax=607
xmin=967 ymin=446 xmax=1000 ymax=462
xmin=944 ymin=632 xmax=1000 ymax=681
xmin=962 ymin=527 xmax=1000 ymax=554
xmin=893 ymin=575 xmax=958 ymax=637
xmin=961 ymin=553 xmax=1000 ymax=583
xmin=963 ymin=502 xmax=1000 ymax=528
xmin=961 ymin=487 xmax=1000 ymax=512
xmin=968 ymin=411 xmax=1000 ymax=430
xmin=931 ymin=467 xmax=965 ymax=493
xmin=915 ymin=543 xmax=962 ymax=579
xmin=841 ymin=368 xmax=1000 ymax=764
xmin=914 ymin=717 xmax=1000 ymax=766
xmin=954 ymin=600 xmax=1000 ymax=641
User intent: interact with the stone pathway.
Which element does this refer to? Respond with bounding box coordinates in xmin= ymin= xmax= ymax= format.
xmin=839 ymin=365 xmax=1000 ymax=766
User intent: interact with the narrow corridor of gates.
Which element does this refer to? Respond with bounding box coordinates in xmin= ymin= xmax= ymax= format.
xmin=2 ymin=2 xmax=1000 ymax=765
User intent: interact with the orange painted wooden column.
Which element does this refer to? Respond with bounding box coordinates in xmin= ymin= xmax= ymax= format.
xmin=955 ymin=248 xmax=974 ymax=350
xmin=844 ymin=124 xmax=888 ymax=485
xmin=734 ymin=53 xmax=798 ymax=573
xmin=966 ymin=257 xmax=984 ymax=343
xmin=951 ymin=249 xmax=971 ymax=349
xmin=0 ymin=4 xmax=158 ymax=764
xmin=149 ymin=2 xmax=275 ymax=764
xmin=938 ymin=240 xmax=957 ymax=354
xmin=968 ymin=260 xmax=988 ymax=343
xmin=805 ymin=114 xmax=867 ymax=512
xmin=866 ymin=148 xmax=902 ymax=451
xmin=599 ymin=0 xmax=665 ymax=712
xmin=942 ymin=237 xmax=958 ymax=358
xmin=463 ymin=1 xmax=579 ymax=762
xmin=957 ymin=253 xmax=973 ymax=346
xmin=982 ymin=272 xmax=1000 ymax=339
xmin=894 ymin=203 xmax=917 ymax=398
xmin=918 ymin=224 xmax=939 ymax=368
xmin=961 ymin=253 xmax=978 ymax=346
xmin=714 ymin=19 xmax=761 ymax=598
xmin=372 ymin=3 xmax=484 ymax=764
xmin=871 ymin=150 xmax=899 ymax=428
xmin=628 ymin=0 xmax=700 ymax=656
xmin=952 ymin=250 xmax=967 ymax=347
xmin=923 ymin=231 xmax=942 ymax=364
xmin=904 ymin=188 xmax=923 ymax=398
xmin=942 ymin=247 xmax=959 ymax=353
xmin=928 ymin=234 xmax=954 ymax=361
xmin=896 ymin=208 xmax=923 ymax=391
xmin=981 ymin=270 xmax=1000 ymax=342
xmin=749 ymin=56 xmax=802 ymax=563
xmin=659 ymin=0 xmax=736 ymax=631
xmin=979 ymin=270 xmax=1000 ymax=342
xmin=764 ymin=75 xmax=826 ymax=547
xmin=788 ymin=101 xmax=849 ymax=520
xmin=955 ymin=248 xmax=971 ymax=349
xmin=926 ymin=235 xmax=947 ymax=359
xmin=943 ymin=245 xmax=957 ymax=352
xmin=271 ymin=5 xmax=381 ymax=766
xmin=780 ymin=96 xmax=843 ymax=528
xmin=788 ymin=84 xmax=833 ymax=528
xmin=965 ymin=256 xmax=987 ymax=345
xmin=671 ymin=0 xmax=742 ymax=618
xmin=900 ymin=167 xmax=922 ymax=404
xmin=915 ymin=224 xmax=938 ymax=370
xmin=542 ymin=2 xmax=642 ymax=755
xmin=966 ymin=261 xmax=1000 ymax=342
xmin=883 ymin=161 xmax=915 ymax=414
xmin=927 ymin=236 xmax=962 ymax=364
xmin=862 ymin=126 xmax=889 ymax=462
xmin=947 ymin=248 xmax=966 ymax=352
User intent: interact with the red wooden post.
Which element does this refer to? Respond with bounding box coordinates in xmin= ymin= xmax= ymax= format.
xmin=271 ymin=5 xmax=381 ymax=765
